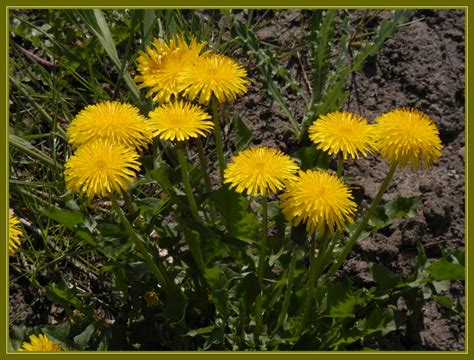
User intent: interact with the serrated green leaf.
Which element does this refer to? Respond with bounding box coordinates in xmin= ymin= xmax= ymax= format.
xmin=426 ymin=259 xmax=465 ymax=281
xmin=73 ymin=323 xmax=94 ymax=350
xmin=186 ymin=326 xmax=215 ymax=337
xmin=149 ymin=165 xmax=175 ymax=195
xmin=210 ymin=186 xmax=259 ymax=240
xmin=371 ymin=263 xmax=400 ymax=292
xmin=370 ymin=196 xmax=421 ymax=230
xmin=326 ymin=283 xmax=367 ymax=318
xmin=233 ymin=115 xmax=252 ymax=151
xmin=292 ymin=145 xmax=330 ymax=170
xmin=45 ymin=283 xmax=82 ymax=310
xmin=43 ymin=208 xmax=85 ymax=229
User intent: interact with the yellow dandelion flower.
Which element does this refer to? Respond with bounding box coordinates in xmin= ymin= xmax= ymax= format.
xmin=178 ymin=54 xmax=248 ymax=104
xmin=19 ymin=334 xmax=62 ymax=352
xmin=374 ymin=108 xmax=443 ymax=169
xmin=65 ymin=140 xmax=141 ymax=200
xmin=280 ymin=170 xmax=357 ymax=234
xmin=224 ymin=147 xmax=299 ymax=197
xmin=135 ymin=35 xmax=206 ymax=103
xmin=67 ymin=101 xmax=151 ymax=150
xmin=9 ymin=213 xmax=22 ymax=255
xmin=308 ymin=111 xmax=376 ymax=160
xmin=147 ymin=101 xmax=214 ymax=142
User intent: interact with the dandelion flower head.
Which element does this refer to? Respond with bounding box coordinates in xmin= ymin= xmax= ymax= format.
xmin=65 ymin=140 xmax=141 ymax=200
xmin=280 ymin=170 xmax=357 ymax=234
xmin=67 ymin=101 xmax=151 ymax=150
xmin=19 ymin=334 xmax=62 ymax=352
xmin=308 ymin=111 xmax=376 ymax=160
xmin=9 ymin=212 xmax=22 ymax=255
xmin=224 ymin=147 xmax=299 ymax=197
xmin=147 ymin=101 xmax=213 ymax=142
xmin=374 ymin=108 xmax=443 ymax=169
xmin=178 ymin=54 xmax=248 ymax=104
xmin=135 ymin=35 xmax=206 ymax=103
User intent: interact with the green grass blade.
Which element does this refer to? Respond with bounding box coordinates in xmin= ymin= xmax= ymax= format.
xmin=309 ymin=10 xmax=337 ymax=105
xmin=76 ymin=9 xmax=141 ymax=102
xmin=9 ymin=133 xmax=60 ymax=170
xmin=10 ymin=75 xmax=67 ymax=139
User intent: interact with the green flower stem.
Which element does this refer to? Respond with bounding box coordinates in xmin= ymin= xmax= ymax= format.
xmin=273 ymin=248 xmax=297 ymax=334
xmin=176 ymin=146 xmax=200 ymax=222
xmin=324 ymin=162 xmax=398 ymax=282
xmin=110 ymin=194 xmax=168 ymax=289
xmin=337 ymin=156 xmax=344 ymax=177
xmin=196 ymin=138 xmax=217 ymax=224
xmin=254 ymin=195 xmax=268 ymax=343
xmin=320 ymin=231 xmax=339 ymax=273
xmin=298 ymin=228 xmax=329 ymax=336
xmin=211 ymin=97 xmax=226 ymax=182
xmin=122 ymin=191 xmax=136 ymax=215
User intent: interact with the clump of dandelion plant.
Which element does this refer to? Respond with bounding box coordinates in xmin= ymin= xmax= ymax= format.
xmin=325 ymin=108 xmax=443 ymax=281
xmin=19 ymin=334 xmax=62 ymax=352
xmin=8 ymin=212 xmax=23 ymax=255
xmin=147 ymin=100 xmax=214 ymax=222
xmin=280 ymin=169 xmax=357 ymax=334
xmin=224 ymin=146 xmax=299 ymax=342
xmin=308 ymin=111 xmax=376 ymax=176
xmin=179 ymin=53 xmax=249 ymax=181
xmin=64 ymin=139 xmax=171 ymax=293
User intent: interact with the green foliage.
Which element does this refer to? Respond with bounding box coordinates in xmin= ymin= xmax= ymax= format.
xmin=8 ymin=9 xmax=462 ymax=352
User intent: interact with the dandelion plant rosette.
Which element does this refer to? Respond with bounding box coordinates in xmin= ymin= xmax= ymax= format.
xmin=67 ymin=101 xmax=152 ymax=150
xmin=135 ymin=35 xmax=206 ymax=104
xmin=148 ymin=100 xmax=214 ymax=221
xmin=280 ymin=169 xmax=357 ymax=234
xmin=8 ymin=212 xmax=23 ymax=255
xmin=224 ymin=146 xmax=298 ymax=336
xmin=19 ymin=334 xmax=62 ymax=352
xmin=64 ymin=140 xmax=141 ymax=200
xmin=373 ymin=108 xmax=443 ymax=169
xmin=308 ymin=111 xmax=376 ymax=160
xmin=224 ymin=147 xmax=299 ymax=197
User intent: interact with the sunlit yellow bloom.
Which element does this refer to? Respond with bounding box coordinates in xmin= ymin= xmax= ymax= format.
xmin=224 ymin=147 xmax=299 ymax=196
xmin=135 ymin=35 xmax=206 ymax=103
xmin=8 ymin=213 xmax=22 ymax=255
xmin=147 ymin=101 xmax=213 ymax=142
xmin=374 ymin=108 xmax=443 ymax=169
xmin=65 ymin=140 xmax=141 ymax=200
xmin=67 ymin=101 xmax=151 ymax=150
xmin=178 ymin=54 xmax=248 ymax=104
xmin=19 ymin=334 xmax=62 ymax=352
xmin=280 ymin=170 xmax=357 ymax=234
xmin=308 ymin=111 xmax=376 ymax=160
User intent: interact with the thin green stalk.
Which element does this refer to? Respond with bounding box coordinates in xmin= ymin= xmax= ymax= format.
xmin=298 ymin=228 xmax=329 ymax=336
xmin=196 ymin=139 xmax=217 ymax=224
xmin=176 ymin=146 xmax=200 ymax=222
xmin=9 ymin=134 xmax=60 ymax=170
xmin=211 ymin=97 xmax=226 ymax=182
xmin=337 ymin=156 xmax=344 ymax=177
xmin=122 ymin=190 xmax=136 ymax=215
xmin=273 ymin=249 xmax=297 ymax=334
xmin=110 ymin=194 xmax=168 ymax=289
xmin=324 ymin=162 xmax=398 ymax=281
xmin=254 ymin=195 xmax=268 ymax=343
